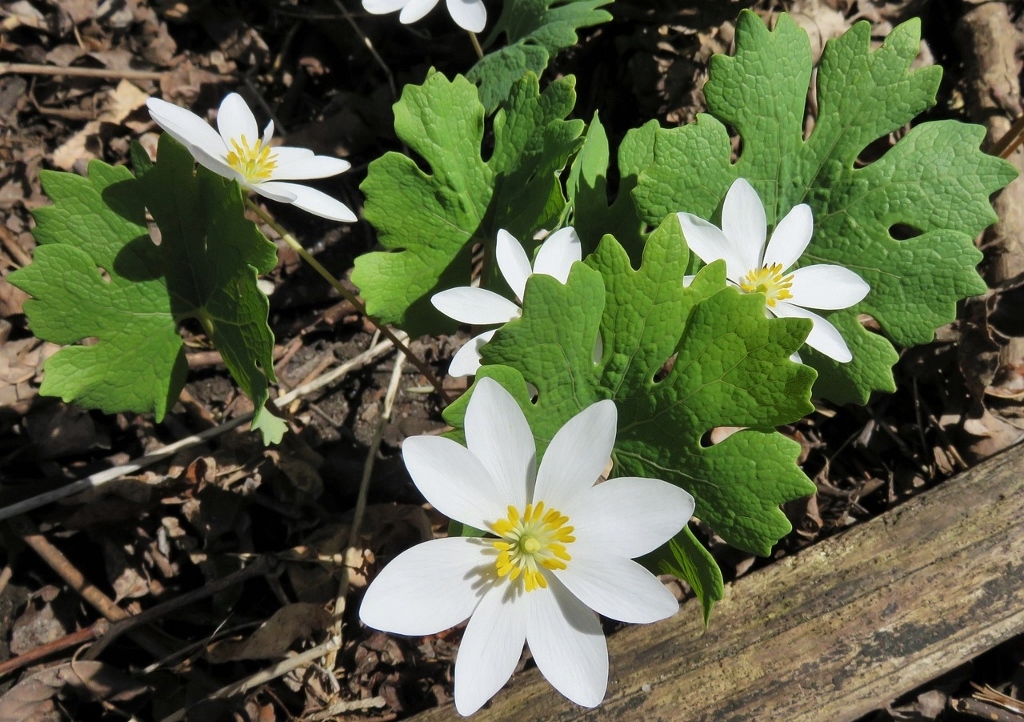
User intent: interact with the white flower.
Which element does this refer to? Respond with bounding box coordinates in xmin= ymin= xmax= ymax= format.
xmin=359 ymin=378 xmax=694 ymax=715
xmin=146 ymin=93 xmax=356 ymax=222
xmin=432 ymin=227 xmax=581 ymax=377
xmin=677 ymin=178 xmax=870 ymax=363
xmin=363 ymin=0 xmax=486 ymax=33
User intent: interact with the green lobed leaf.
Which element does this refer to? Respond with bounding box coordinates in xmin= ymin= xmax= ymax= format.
xmin=565 ymin=114 xmax=655 ymax=263
xmin=353 ymin=71 xmax=584 ymax=334
xmin=468 ymin=0 xmax=614 ymax=113
xmin=444 ymin=217 xmax=817 ymax=617
xmin=10 ymin=136 xmax=286 ymax=444
xmin=634 ymin=12 xmax=1018 ymax=404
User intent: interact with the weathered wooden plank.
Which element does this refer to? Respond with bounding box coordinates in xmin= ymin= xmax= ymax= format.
xmin=411 ymin=441 xmax=1024 ymax=721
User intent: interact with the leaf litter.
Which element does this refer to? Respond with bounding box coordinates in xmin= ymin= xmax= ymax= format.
xmin=0 ymin=1 xmax=1022 ymax=721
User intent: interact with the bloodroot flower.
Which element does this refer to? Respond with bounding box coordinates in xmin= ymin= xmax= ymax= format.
xmin=432 ymin=227 xmax=581 ymax=377
xmin=146 ymin=93 xmax=356 ymax=222
xmin=363 ymin=0 xmax=487 ymax=33
xmin=359 ymin=378 xmax=694 ymax=715
xmin=677 ymin=178 xmax=870 ymax=362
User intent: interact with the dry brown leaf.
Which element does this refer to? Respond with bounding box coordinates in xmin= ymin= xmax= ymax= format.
xmin=51 ymin=80 xmax=149 ymax=171
xmin=206 ymin=603 xmax=332 ymax=662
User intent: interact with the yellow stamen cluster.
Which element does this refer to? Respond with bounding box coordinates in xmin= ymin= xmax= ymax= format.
xmin=490 ymin=502 xmax=575 ymax=592
xmin=739 ymin=262 xmax=794 ymax=308
xmin=225 ymin=135 xmax=277 ymax=183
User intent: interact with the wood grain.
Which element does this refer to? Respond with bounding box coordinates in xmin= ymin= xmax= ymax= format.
xmin=411 ymin=442 xmax=1024 ymax=721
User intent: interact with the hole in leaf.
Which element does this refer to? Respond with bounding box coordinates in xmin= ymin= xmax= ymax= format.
xmin=855 ymin=135 xmax=894 ymax=167
xmin=653 ymin=353 xmax=677 ymax=383
xmin=889 ymin=223 xmax=922 ymax=241
xmin=699 ymin=429 xmax=714 ymax=448
xmin=96 ymin=267 xmax=112 ymax=283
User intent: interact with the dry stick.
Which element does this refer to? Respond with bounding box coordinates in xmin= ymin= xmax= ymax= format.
xmin=0 ymin=62 xmax=165 ymax=81
xmin=247 ymin=199 xmax=451 ymax=403
xmin=4 ymin=516 xmax=219 ymax=686
xmin=325 ymin=353 xmax=407 ymax=668
xmin=331 ymin=0 xmax=398 ymax=102
xmin=0 ymin=622 xmax=105 ymax=679
xmin=83 ymin=555 xmax=276 ymax=660
xmin=993 ymin=112 xmax=1024 ymax=159
xmin=0 ymin=334 xmax=400 ymax=522
xmin=159 ymin=636 xmax=342 ymax=722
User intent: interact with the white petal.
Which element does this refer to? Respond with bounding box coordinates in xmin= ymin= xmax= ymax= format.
xmin=363 ymin=0 xmax=409 ymax=13
xmin=526 ymin=577 xmax=607 ymax=708
xmin=454 ymin=583 xmax=527 ymax=715
xmin=399 ymin=0 xmax=438 ymax=23
xmin=772 ymin=302 xmax=853 ymax=363
xmin=271 ymin=146 xmax=315 ymax=165
xmin=217 ymin=93 xmax=258 ymax=145
xmin=146 ymin=98 xmax=226 ymax=161
xmin=721 ymin=178 xmax=767 ymax=270
xmin=763 ymin=203 xmax=813 ymax=271
xmin=261 ymin=120 xmax=274 ymax=146
xmin=677 ymin=213 xmax=746 ymax=283
xmin=271 ymin=154 xmax=351 ymax=181
xmin=191 ymin=143 xmax=248 ymax=185
xmin=447 ymin=330 xmax=494 ymax=378
xmin=446 ymin=0 xmax=486 ymax=31
xmin=402 ymin=436 xmax=508 ymax=530
xmin=554 ymin=552 xmax=679 ymax=624
xmin=431 ymin=287 xmax=520 ymax=326
xmin=568 ymin=477 xmax=694 ymax=558
xmin=787 ymin=264 xmax=870 ymax=310
xmin=465 ymin=378 xmax=534 ymax=509
xmin=495 ymin=229 xmax=531 ymax=300
xmin=534 ymin=400 xmax=616 ymax=511
xmin=254 ymin=181 xmax=357 ymax=222
xmin=532 ymin=227 xmax=581 ymax=283
xmin=359 ymin=537 xmax=488 ymax=635
xmin=244 ymin=179 xmax=297 ymax=203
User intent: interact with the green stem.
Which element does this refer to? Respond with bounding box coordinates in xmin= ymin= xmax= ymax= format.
xmin=246 ymin=199 xmax=451 ymax=403
xmin=469 ymin=32 xmax=484 ymax=60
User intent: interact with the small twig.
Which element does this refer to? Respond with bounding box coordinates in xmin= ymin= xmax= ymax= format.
xmin=249 ymin=198 xmax=450 ymax=402
xmin=84 ymin=556 xmax=276 ymax=660
xmin=468 ymin=32 xmax=484 ymax=60
xmin=159 ymin=636 xmax=342 ymax=722
xmin=953 ymin=696 xmax=1024 ymax=722
xmin=0 ymin=622 xmax=106 ymax=679
xmin=0 ymin=62 xmax=165 ymax=81
xmin=9 ymin=516 xmax=129 ymax=623
xmin=331 ymin=0 xmax=398 ymax=102
xmin=326 ymin=353 xmax=407 ymax=666
xmin=5 ymin=516 xmax=216 ymax=685
xmin=992 ymin=112 xmax=1024 ymax=159
xmin=0 ymin=335 xmax=399 ymax=522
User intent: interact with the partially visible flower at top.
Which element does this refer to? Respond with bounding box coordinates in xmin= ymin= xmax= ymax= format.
xmin=677 ymin=178 xmax=870 ymax=363
xmin=359 ymin=377 xmax=694 ymax=715
xmin=363 ymin=0 xmax=486 ymax=33
xmin=432 ymin=227 xmax=581 ymax=377
xmin=146 ymin=93 xmax=356 ymax=223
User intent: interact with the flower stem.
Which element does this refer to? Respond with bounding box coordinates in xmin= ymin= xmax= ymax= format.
xmin=469 ymin=32 xmax=484 ymax=60
xmin=245 ymin=199 xmax=451 ymax=403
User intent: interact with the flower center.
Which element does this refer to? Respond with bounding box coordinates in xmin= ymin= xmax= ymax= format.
xmin=739 ymin=263 xmax=794 ymax=308
xmin=490 ymin=502 xmax=575 ymax=592
xmin=225 ymin=135 xmax=277 ymax=183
